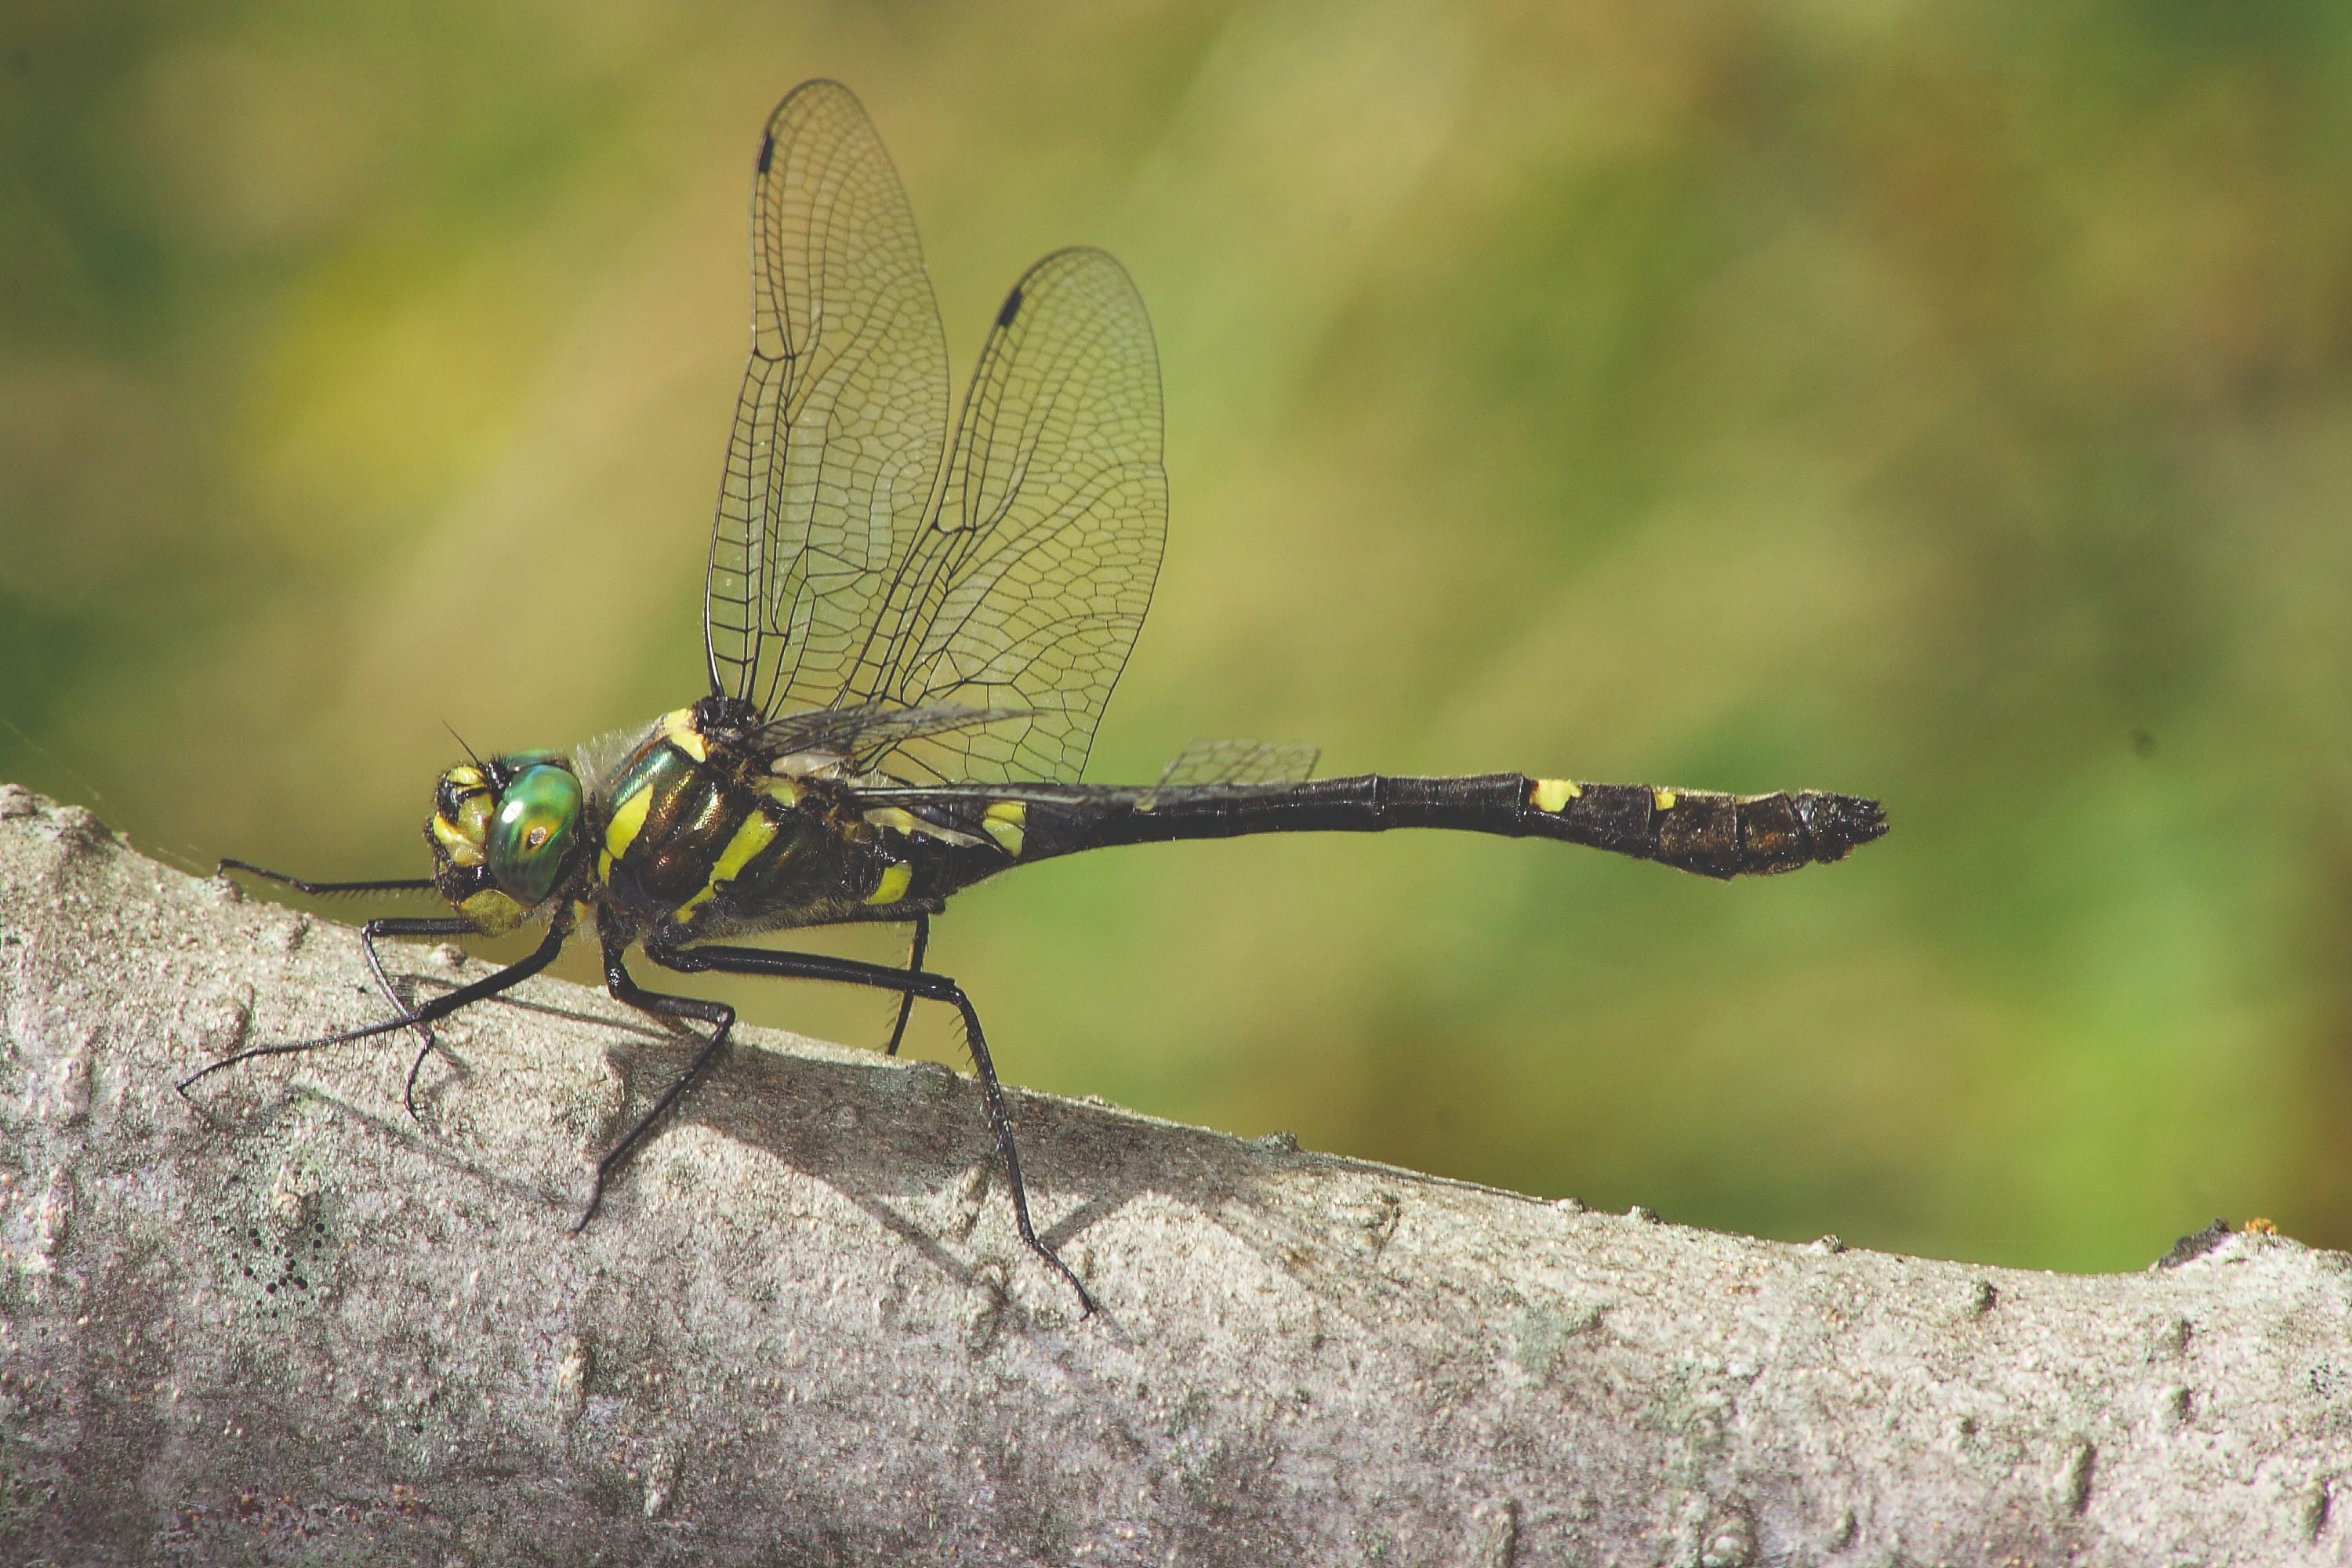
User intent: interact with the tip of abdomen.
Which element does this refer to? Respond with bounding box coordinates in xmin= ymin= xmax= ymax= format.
xmin=1792 ymin=791 xmax=1888 ymax=864
xmin=1646 ymin=786 xmax=1887 ymax=877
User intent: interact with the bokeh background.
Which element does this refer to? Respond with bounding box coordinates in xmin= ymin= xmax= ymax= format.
xmin=9 ymin=1 xmax=2352 ymax=1269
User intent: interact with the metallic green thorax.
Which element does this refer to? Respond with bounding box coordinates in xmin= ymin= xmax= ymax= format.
xmin=585 ymin=701 xmax=983 ymax=943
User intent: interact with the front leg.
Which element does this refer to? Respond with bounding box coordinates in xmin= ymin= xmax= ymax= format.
xmin=357 ymin=916 xmax=483 ymax=1120
xmin=216 ymin=860 xmax=462 ymax=1120
xmin=216 ymin=858 xmax=435 ymax=899
xmin=179 ymin=918 xmax=568 ymax=1097
xmin=638 ymin=933 xmax=1094 ymax=1315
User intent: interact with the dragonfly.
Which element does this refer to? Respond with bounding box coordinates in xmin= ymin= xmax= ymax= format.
xmin=184 ymin=80 xmax=1887 ymax=1313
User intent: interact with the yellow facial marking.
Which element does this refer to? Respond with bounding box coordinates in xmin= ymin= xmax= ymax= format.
xmin=602 ymin=782 xmax=654 ymax=877
xmin=659 ymin=706 xmax=710 ymax=764
xmin=459 ymin=887 xmax=528 ymax=936
xmin=673 ymin=810 xmax=781 ymax=922
xmin=1529 ymin=778 xmax=1581 ymax=814
xmin=452 ymin=786 xmax=492 ymax=839
xmin=432 ymin=813 xmax=485 ymax=867
xmin=1653 ymin=789 xmax=1678 ymax=811
xmin=982 ymin=800 xmax=1027 ymax=858
xmin=865 ymin=861 xmax=913 ymax=907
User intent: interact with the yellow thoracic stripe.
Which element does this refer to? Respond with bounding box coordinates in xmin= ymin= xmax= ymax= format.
xmin=982 ymin=799 xmax=1027 ymax=857
xmin=673 ymin=808 xmax=781 ymax=922
xmin=1529 ymin=778 xmax=1581 ymax=814
xmin=659 ymin=706 xmax=709 ymax=763
xmin=865 ymin=861 xmax=913 ymax=906
xmin=600 ymin=782 xmax=655 ymax=879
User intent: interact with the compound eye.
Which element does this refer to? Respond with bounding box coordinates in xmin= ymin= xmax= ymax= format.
xmin=486 ymin=762 xmax=583 ymax=906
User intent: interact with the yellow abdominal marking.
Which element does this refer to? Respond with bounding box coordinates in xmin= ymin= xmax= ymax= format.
xmin=982 ymin=800 xmax=1027 ymax=857
xmin=1529 ymin=778 xmax=1581 ymax=814
xmin=659 ymin=706 xmax=709 ymax=764
xmin=863 ymin=807 xmax=920 ymax=834
xmin=600 ymin=782 xmax=654 ymax=878
xmin=866 ymin=861 xmax=913 ymax=906
xmin=1653 ymin=789 xmax=1678 ymax=811
xmin=673 ymin=809 xmax=781 ymax=922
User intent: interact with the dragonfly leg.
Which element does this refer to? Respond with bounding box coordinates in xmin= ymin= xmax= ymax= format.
xmin=216 ymin=858 xmax=436 ymax=897
xmin=582 ymin=926 xmax=739 ymax=1232
xmin=880 ymin=913 xmax=929 ymax=1057
xmin=215 ymin=861 xmax=459 ymax=1120
xmin=178 ymin=920 xmax=566 ymax=1098
xmin=354 ymin=916 xmax=484 ymax=1121
xmin=638 ymin=933 xmax=1095 ymax=1315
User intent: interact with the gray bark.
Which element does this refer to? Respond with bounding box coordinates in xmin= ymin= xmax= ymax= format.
xmin=1 ymin=779 xmax=2347 ymax=1566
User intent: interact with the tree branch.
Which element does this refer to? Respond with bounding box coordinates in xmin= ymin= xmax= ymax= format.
xmin=2 ymin=781 xmax=2347 ymax=1565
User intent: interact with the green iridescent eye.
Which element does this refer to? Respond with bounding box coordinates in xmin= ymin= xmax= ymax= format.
xmin=487 ymin=762 xmax=583 ymax=906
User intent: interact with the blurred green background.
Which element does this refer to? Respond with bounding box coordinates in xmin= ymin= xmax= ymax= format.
xmin=9 ymin=0 xmax=2352 ymax=1270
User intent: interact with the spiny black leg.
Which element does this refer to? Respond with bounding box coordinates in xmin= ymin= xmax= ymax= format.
xmin=215 ymin=861 xmax=460 ymax=1119
xmin=582 ymin=922 xmax=738 ymax=1230
xmin=881 ymin=913 xmax=930 ymax=1058
xmin=642 ymin=936 xmax=1095 ymax=1315
xmin=217 ymin=858 xmax=437 ymax=897
xmin=350 ymin=916 xmax=481 ymax=1120
xmin=177 ymin=920 xmax=568 ymax=1097
xmin=935 ymin=979 xmax=1088 ymax=1311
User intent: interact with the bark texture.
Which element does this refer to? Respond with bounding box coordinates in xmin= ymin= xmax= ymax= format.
xmin=1 ymin=781 xmax=2348 ymax=1566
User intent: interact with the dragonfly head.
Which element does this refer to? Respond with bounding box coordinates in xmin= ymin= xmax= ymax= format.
xmin=425 ymin=752 xmax=586 ymax=932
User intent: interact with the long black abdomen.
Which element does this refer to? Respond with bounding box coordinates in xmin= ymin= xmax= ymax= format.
xmin=1019 ymin=774 xmax=1885 ymax=879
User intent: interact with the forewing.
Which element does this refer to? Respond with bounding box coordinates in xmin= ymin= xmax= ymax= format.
xmin=1156 ymin=739 xmax=1321 ymax=787
xmin=841 ymin=248 xmax=1167 ymax=784
xmin=706 ymin=81 xmax=953 ymax=718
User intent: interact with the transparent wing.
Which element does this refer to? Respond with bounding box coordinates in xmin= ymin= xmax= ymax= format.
xmin=1157 ymin=739 xmax=1320 ymax=787
xmin=753 ymin=702 xmax=1031 ymax=770
xmin=705 ymin=80 xmax=953 ymax=718
xmin=838 ymin=247 xmax=1167 ymax=785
